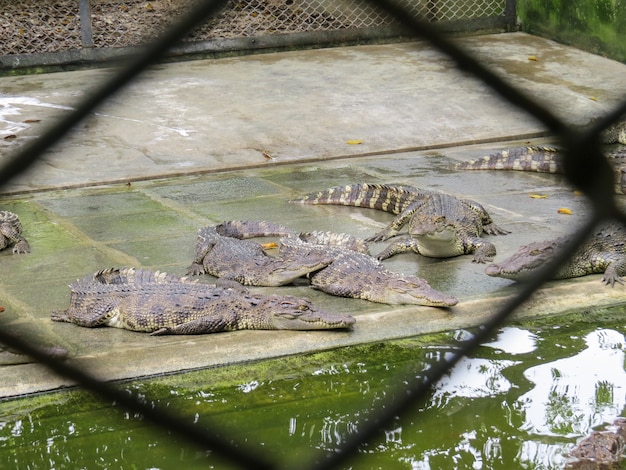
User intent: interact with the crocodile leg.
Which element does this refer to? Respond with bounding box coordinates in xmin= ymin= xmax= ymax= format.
xmin=187 ymin=228 xmax=219 ymax=275
xmin=150 ymin=315 xmax=231 ymax=335
xmin=467 ymin=238 xmax=497 ymax=263
xmin=0 ymin=222 xmax=30 ymax=254
xmin=375 ymin=237 xmax=421 ymax=260
xmin=460 ymin=199 xmax=510 ymax=236
xmin=597 ymin=255 xmax=626 ymax=286
xmin=51 ymin=300 xmax=120 ymax=327
xmin=366 ymin=201 xmax=424 ymax=242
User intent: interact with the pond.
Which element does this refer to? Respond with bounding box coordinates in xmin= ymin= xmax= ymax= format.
xmin=1 ymin=310 xmax=625 ymax=469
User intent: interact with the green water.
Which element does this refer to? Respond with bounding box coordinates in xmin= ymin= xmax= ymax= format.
xmin=2 ymin=314 xmax=626 ymax=469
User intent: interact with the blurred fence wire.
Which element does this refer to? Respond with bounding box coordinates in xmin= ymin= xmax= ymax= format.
xmin=1 ymin=0 xmax=626 ymax=468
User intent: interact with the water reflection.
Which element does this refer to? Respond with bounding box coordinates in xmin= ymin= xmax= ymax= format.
xmin=482 ymin=327 xmax=538 ymax=355
xmin=517 ymin=329 xmax=626 ymax=437
xmin=1 ymin=325 xmax=626 ymax=469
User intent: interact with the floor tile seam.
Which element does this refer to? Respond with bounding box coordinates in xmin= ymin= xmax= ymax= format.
xmin=0 ymin=288 xmax=42 ymax=322
xmin=31 ymin=199 xmax=143 ymax=267
xmin=0 ymin=132 xmax=552 ymax=197
xmin=137 ymin=186 xmax=234 ymax=226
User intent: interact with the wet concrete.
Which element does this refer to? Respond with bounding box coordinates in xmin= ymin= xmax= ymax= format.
xmin=1 ymin=32 xmax=626 ymax=398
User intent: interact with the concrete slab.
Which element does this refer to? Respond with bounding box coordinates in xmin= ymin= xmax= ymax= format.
xmin=2 ymin=32 xmax=626 ymax=194
xmin=0 ymin=32 xmax=626 ymax=398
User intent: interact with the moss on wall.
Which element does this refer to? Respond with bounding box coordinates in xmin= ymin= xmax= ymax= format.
xmin=517 ymin=0 xmax=626 ymax=63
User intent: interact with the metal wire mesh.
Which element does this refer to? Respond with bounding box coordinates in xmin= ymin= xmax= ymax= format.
xmin=1 ymin=0 xmax=626 ymax=468
xmin=0 ymin=1 xmax=82 ymax=54
xmin=0 ymin=0 xmax=507 ymax=56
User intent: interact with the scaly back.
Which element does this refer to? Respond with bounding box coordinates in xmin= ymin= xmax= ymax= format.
xmin=291 ymin=183 xmax=425 ymax=215
xmin=454 ymin=146 xmax=561 ymax=173
xmin=0 ymin=210 xmax=23 ymax=233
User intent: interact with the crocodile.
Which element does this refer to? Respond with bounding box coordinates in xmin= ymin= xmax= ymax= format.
xmin=304 ymin=244 xmax=458 ymax=306
xmin=566 ymin=418 xmax=626 ymax=469
xmin=454 ymin=145 xmax=626 ymax=194
xmin=51 ymin=267 xmax=355 ymax=334
xmin=217 ymin=220 xmax=458 ymax=306
xmin=0 ymin=211 xmax=30 ymax=254
xmin=454 ymin=119 xmax=626 ymax=192
xmin=485 ymin=223 xmax=626 ymax=286
xmin=186 ymin=224 xmax=332 ymax=286
xmin=290 ymin=183 xmax=509 ymax=263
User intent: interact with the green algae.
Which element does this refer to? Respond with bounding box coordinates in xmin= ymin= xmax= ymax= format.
xmin=518 ymin=0 xmax=626 ymax=63
xmin=3 ymin=311 xmax=626 ymax=468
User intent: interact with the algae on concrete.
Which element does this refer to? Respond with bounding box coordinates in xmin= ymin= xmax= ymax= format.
xmin=518 ymin=0 xmax=626 ymax=63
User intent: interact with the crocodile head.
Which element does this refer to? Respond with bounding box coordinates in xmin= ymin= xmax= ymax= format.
xmin=485 ymin=237 xmax=566 ymax=281
xmin=372 ymin=275 xmax=458 ymax=306
xmin=249 ymin=295 xmax=356 ymax=330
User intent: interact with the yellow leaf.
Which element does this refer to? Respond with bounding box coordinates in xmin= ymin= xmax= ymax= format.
xmin=528 ymin=56 xmax=538 ymax=61
xmin=557 ymin=208 xmax=573 ymax=215
xmin=261 ymin=242 xmax=278 ymax=250
xmin=589 ymin=96 xmax=598 ymax=101
xmin=346 ymin=139 xmax=363 ymax=145
xmin=529 ymin=194 xmax=548 ymax=199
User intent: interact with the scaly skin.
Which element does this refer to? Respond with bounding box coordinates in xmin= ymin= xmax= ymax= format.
xmin=455 ymin=144 xmax=626 ymax=194
xmin=187 ymin=225 xmax=332 ymax=286
xmin=291 ymin=183 xmax=508 ymax=263
xmin=485 ymin=223 xmax=626 ymax=286
xmin=567 ymin=418 xmax=626 ymax=469
xmin=0 ymin=211 xmax=30 ymax=254
xmin=51 ymin=268 xmax=355 ymax=334
xmin=216 ymin=220 xmax=458 ymax=306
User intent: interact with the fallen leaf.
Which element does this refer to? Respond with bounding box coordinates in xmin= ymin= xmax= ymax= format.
xmin=261 ymin=150 xmax=274 ymax=160
xmin=3 ymin=135 xmax=16 ymax=140
xmin=573 ymin=190 xmax=583 ymax=196
xmin=346 ymin=139 xmax=363 ymax=145
xmin=23 ymin=119 xmax=41 ymax=123
xmin=528 ymin=56 xmax=538 ymax=61
xmin=261 ymin=242 xmax=278 ymax=249
xmin=529 ymin=194 xmax=548 ymax=199
xmin=589 ymin=97 xmax=598 ymax=102
xmin=557 ymin=208 xmax=573 ymax=215
xmin=0 ymin=306 xmax=4 ymax=313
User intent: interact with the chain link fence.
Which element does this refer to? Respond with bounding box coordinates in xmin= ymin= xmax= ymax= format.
xmin=3 ymin=0 xmax=626 ymax=468
xmin=1 ymin=0 xmax=513 ymax=68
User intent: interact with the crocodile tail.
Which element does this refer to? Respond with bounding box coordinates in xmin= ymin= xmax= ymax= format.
xmin=91 ymin=267 xmax=188 ymax=285
xmin=290 ymin=183 xmax=421 ymax=215
xmin=299 ymin=230 xmax=369 ymax=254
xmin=215 ymin=220 xmax=296 ymax=239
xmin=454 ymin=146 xmax=562 ymax=173
xmin=0 ymin=211 xmax=22 ymax=233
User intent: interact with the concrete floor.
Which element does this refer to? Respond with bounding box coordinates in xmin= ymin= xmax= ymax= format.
xmin=1 ymin=32 xmax=626 ymax=398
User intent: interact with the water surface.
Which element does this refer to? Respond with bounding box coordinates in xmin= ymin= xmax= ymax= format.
xmin=1 ymin=313 xmax=625 ymax=469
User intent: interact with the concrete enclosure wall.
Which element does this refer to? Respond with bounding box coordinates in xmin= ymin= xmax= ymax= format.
xmin=518 ymin=0 xmax=626 ymax=63
xmin=0 ymin=0 xmax=515 ymax=72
